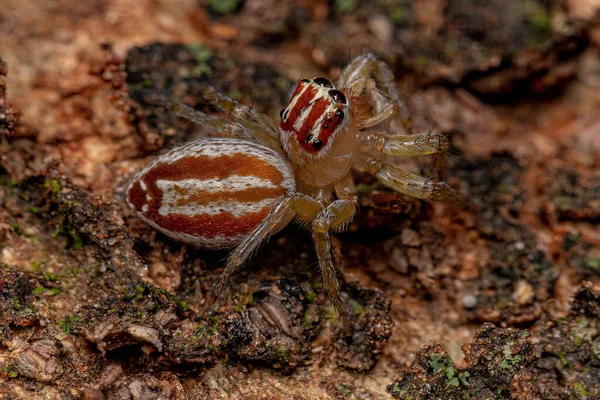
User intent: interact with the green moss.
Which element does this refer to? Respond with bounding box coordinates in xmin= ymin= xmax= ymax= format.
xmin=207 ymin=343 xmax=219 ymax=352
xmin=334 ymin=0 xmax=358 ymax=13
xmin=389 ymin=383 xmax=402 ymax=395
xmin=389 ymin=7 xmax=408 ymax=24
xmin=354 ymin=303 xmax=363 ymax=316
xmin=3 ymin=366 xmax=18 ymax=379
xmin=10 ymin=223 xmax=40 ymax=241
xmin=557 ymin=352 xmax=568 ymax=367
xmin=276 ymin=345 xmax=290 ymax=360
xmin=21 ymin=307 xmax=35 ymax=317
xmin=191 ymin=326 xmax=206 ymax=340
xmin=207 ymin=315 xmax=219 ymax=335
xmin=356 ymin=183 xmax=372 ymax=196
xmin=12 ymin=297 xmax=21 ymax=310
xmin=524 ymin=1 xmax=552 ymax=46
xmin=305 ymin=291 xmax=316 ymax=302
xmin=59 ymin=315 xmax=79 ymax=334
xmin=68 ymin=228 xmax=83 ymax=250
xmin=302 ymin=310 xmax=319 ymax=327
xmin=428 ymin=353 xmax=446 ymax=373
xmin=187 ymin=43 xmax=212 ymax=77
xmin=335 ymin=383 xmax=353 ymax=396
xmin=427 ymin=353 xmax=467 ymax=388
xmin=134 ymin=285 xmax=145 ymax=300
xmin=31 ymin=287 xmax=46 ymax=296
xmin=500 ymin=354 xmax=522 ymax=369
xmin=586 ymin=257 xmax=600 ymax=271
xmin=44 ymin=272 xmax=58 ymax=282
xmin=573 ymin=381 xmax=589 ymax=398
xmin=44 ymin=179 xmax=61 ymax=196
xmin=593 ymin=344 xmax=600 ymax=361
xmin=206 ymin=0 xmax=242 ymax=14
xmin=176 ymin=299 xmax=189 ymax=311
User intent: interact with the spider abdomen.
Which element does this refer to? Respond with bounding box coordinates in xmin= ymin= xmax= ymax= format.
xmin=127 ymin=138 xmax=295 ymax=248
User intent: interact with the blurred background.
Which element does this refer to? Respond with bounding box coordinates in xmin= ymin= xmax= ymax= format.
xmin=0 ymin=1 xmax=599 ymax=399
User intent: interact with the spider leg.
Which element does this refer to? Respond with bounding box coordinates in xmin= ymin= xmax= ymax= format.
xmin=311 ymin=175 xmax=357 ymax=337
xmin=196 ymin=85 xmax=281 ymax=150
xmin=171 ymin=102 xmax=257 ymax=140
xmin=313 ymin=229 xmax=350 ymax=337
xmin=290 ymin=193 xmax=322 ymax=229
xmin=338 ymin=53 xmax=411 ymax=133
xmin=376 ymin=162 xmax=456 ymax=203
xmin=362 ymin=130 xmax=449 ymax=181
xmin=200 ymin=196 xmax=295 ymax=315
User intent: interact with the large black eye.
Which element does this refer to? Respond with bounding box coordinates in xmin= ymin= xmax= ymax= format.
xmin=312 ymin=139 xmax=323 ymax=150
xmin=329 ymin=90 xmax=347 ymax=104
xmin=300 ymin=79 xmax=310 ymax=83
xmin=280 ymin=109 xmax=284 ymax=118
xmin=313 ymin=77 xmax=333 ymax=88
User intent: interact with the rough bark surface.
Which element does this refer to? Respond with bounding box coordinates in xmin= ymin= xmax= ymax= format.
xmin=1 ymin=1 xmax=599 ymax=399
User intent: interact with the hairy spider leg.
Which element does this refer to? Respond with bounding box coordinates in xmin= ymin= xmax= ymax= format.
xmin=360 ymin=130 xmax=450 ymax=181
xmin=196 ymin=85 xmax=281 ymax=151
xmin=199 ymin=196 xmax=295 ymax=315
xmin=340 ymin=54 xmax=450 ymax=181
xmin=376 ymin=162 xmax=456 ymax=202
xmin=170 ymin=102 xmax=257 ymax=141
xmin=292 ymin=174 xmax=357 ymax=337
xmin=337 ymin=53 xmax=411 ymax=133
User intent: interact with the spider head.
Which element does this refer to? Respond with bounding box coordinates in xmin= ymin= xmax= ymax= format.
xmin=279 ymin=77 xmax=349 ymax=156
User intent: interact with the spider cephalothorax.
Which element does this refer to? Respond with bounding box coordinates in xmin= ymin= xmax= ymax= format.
xmin=127 ymin=53 xmax=455 ymax=337
xmin=279 ymin=77 xmax=349 ymax=155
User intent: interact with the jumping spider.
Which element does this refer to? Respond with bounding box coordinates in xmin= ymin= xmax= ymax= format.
xmin=127 ymin=53 xmax=454 ymax=336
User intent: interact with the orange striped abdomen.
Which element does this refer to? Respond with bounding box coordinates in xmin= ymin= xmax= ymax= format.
xmin=127 ymin=138 xmax=295 ymax=248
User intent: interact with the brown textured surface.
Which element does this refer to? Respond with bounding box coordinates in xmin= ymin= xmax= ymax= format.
xmin=1 ymin=1 xmax=600 ymax=399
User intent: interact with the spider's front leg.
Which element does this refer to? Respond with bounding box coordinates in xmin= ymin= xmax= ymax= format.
xmin=375 ymin=162 xmax=455 ymax=202
xmin=200 ymin=196 xmax=295 ymax=315
xmin=340 ymin=54 xmax=451 ymax=180
xmin=362 ymin=130 xmax=450 ymax=181
xmin=338 ymin=53 xmax=412 ymax=133
xmin=294 ymin=175 xmax=357 ymax=337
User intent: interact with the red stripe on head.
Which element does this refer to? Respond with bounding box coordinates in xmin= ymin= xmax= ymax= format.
xmin=297 ymin=97 xmax=330 ymax=153
xmin=314 ymin=109 xmax=345 ymax=150
xmin=280 ymin=81 xmax=315 ymax=132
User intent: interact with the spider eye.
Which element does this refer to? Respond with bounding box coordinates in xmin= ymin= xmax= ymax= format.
xmin=300 ymin=78 xmax=310 ymax=83
xmin=313 ymin=77 xmax=333 ymax=88
xmin=329 ymin=90 xmax=347 ymax=104
xmin=335 ymin=109 xmax=344 ymax=119
xmin=312 ymin=139 xmax=323 ymax=150
xmin=280 ymin=109 xmax=284 ymax=118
